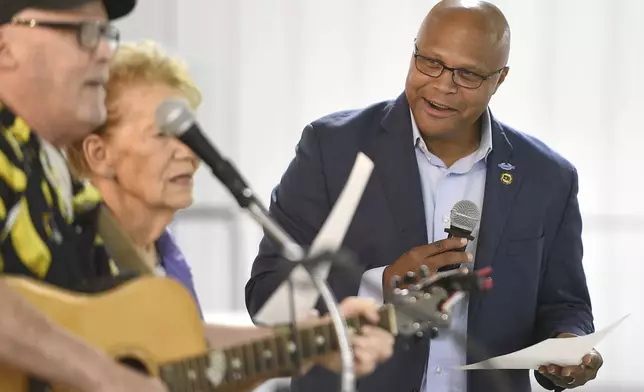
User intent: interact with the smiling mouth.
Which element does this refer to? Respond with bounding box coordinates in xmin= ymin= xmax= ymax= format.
xmin=425 ymin=99 xmax=456 ymax=111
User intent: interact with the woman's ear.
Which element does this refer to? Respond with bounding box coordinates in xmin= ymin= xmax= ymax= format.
xmin=82 ymin=134 xmax=116 ymax=179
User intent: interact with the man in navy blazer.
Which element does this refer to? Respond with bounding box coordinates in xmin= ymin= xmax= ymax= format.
xmin=245 ymin=1 xmax=602 ymax=392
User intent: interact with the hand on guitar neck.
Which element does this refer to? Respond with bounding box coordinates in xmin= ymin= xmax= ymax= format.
xmin=299 ymin=297 xmax=393 ymax=376
xmin=203 ymin=297 xmax=393 ymax=381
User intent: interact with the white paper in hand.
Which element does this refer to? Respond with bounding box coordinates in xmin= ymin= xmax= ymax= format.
xmin=457 ymin=314 xmax=630 ymax=370
xmin=254 ymin=152 xmax=374 ymax=325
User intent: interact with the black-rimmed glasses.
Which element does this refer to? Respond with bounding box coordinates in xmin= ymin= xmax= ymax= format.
xmin=413 ymin=43 xmax=505 ymax=89
xmin=9 ymin=18 xmax=120 ymax=51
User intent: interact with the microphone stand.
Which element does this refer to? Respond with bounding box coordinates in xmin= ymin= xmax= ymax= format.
xmin=214 ymin=164 xmax=356 ymax=392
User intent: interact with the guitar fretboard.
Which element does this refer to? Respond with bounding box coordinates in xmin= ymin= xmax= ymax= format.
xmin=159 ymin=304 xmax=396 ymax=392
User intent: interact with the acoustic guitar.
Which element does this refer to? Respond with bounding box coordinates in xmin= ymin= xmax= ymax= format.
xmin=0 ymin=267 xmax=474 ymax=392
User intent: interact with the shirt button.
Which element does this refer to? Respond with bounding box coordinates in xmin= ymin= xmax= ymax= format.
xmin=435 ymin=366 xmax=442 ymax=375
xmin=443 ymin=216 xmax=449 ymax=224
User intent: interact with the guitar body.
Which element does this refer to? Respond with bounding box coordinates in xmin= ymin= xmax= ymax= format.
xmin=0 ymin=275 xmax=208 ymax=392
xmin=0 ymin=265 xmax=464 ymax=392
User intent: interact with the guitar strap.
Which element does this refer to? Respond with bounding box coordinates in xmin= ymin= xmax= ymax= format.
xmin=96 ymin=205 xmax=155 ymax=276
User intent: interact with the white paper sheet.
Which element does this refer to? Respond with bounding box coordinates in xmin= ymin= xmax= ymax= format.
xmin=456 ymin=314 xmax=630 ymax=370
xmin=254 ymin=152 xmax=374 ymax=325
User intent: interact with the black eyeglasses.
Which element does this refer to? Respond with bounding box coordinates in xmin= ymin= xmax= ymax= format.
xmin=9 ymin=18 xmax=120 ymax=51
xmin=413 ymin=43 xmax=505 ymax=89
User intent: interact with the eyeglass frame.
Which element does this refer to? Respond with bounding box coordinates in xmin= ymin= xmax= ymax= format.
xmin=7 ymin=18 xmax=120 ymax=51
xmin=412 ymin=41 xmax=506 ymax=89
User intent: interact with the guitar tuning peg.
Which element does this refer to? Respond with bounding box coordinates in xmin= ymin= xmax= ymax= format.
xmin=418 ymin=264 xmax=430 ymax=278
xmin=403 ymin=271 xmax=417 ymax=284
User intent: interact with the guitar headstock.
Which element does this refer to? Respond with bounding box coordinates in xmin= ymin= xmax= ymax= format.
xmin=386 ymin=266 xmax=493 ymax=339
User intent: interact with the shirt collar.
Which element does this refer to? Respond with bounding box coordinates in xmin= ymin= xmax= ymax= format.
xmin=410 ymin=107 xmax=493 ymax=163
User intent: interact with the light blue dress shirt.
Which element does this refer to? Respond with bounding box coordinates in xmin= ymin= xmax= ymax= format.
xmin=414 ymin=109 xmax=492 ymax=392
xmin=357 ymin=109 xmax=493 ymax=392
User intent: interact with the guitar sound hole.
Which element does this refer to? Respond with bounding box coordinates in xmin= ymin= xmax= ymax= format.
xmin=118 ymin=357 xmax=149 ymax=375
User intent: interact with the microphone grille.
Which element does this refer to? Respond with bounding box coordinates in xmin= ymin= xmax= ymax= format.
xmin=450 ymin=200 xmax=481 ymax=232
xmin=155 ymin=97 xmax=195 ymax=137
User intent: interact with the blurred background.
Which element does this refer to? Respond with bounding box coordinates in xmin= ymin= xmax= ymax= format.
xmin=115 ymin=0 xmax=643 ymax=390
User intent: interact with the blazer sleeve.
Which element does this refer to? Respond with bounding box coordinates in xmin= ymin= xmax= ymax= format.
xmin=533 ymin=167 xmax=595 ymax=390
xmin=244 ymin=124 xmax=332 ymax=318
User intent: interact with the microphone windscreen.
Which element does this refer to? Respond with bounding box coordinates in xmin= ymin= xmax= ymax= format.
xmin=155 ymin=97 xmax=195 ymax=137
xmin=450 ymin=200 xmax=481 ymax=232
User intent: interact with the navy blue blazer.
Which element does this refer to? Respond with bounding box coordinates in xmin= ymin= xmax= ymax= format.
xmin=245 ymin=93 xmax=594 ymax=392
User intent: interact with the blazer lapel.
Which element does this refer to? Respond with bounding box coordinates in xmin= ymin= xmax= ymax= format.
xmin=363 ymin=93 xmax=427 ymax=254
xmin=468 ymin=115 xmax=524 ymax=325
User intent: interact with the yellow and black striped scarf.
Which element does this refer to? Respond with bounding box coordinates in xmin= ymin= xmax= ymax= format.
xmin=0 ymin=103 xmax=108 ymax=280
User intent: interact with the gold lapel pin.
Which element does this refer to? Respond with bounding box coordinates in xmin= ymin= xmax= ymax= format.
xmin=500 ymin=172 xmax=513 ymax=185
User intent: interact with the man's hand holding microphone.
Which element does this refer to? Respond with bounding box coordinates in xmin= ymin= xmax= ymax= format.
xmin=383 ymin=237 xmax=472 ymax=291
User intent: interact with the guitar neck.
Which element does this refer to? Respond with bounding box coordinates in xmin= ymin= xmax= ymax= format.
xmin=159 ymin=304 xmax=397 ymax=391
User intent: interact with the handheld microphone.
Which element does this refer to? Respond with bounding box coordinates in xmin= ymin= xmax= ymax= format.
xmin=155 ymin=98 xmax=254 ymax=208
xmin=438 ymin=199 xmax=481 ymax=272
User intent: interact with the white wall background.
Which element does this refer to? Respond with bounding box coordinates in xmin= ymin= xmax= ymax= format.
xmin=115 ymin=0 xmax=644 ymax=390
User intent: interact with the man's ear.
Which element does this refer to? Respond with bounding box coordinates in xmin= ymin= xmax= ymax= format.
xmin=492 ymin=66 xmax=510 ymax=95
xmin=82 ymin=134 xmax=116 ymax=179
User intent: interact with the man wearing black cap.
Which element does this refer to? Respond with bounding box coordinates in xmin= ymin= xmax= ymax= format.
xmin=0 ymin=1 xmax=173 ymax=391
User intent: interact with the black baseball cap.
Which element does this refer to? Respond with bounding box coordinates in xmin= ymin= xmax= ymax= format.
xmin=0 ymin=0 xmax=137 ymax=25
